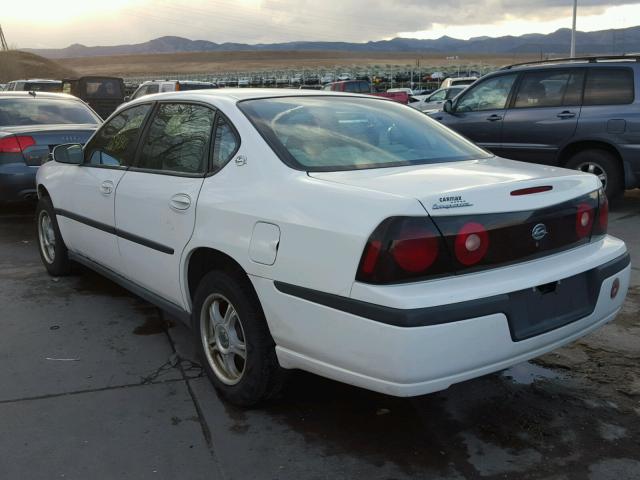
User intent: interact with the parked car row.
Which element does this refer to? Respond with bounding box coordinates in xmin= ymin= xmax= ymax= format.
xmin=1 ymin=55 xmax=638 ymax=207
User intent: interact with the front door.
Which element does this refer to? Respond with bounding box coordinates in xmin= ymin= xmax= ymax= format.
xmin=55 ymin=103 xmax=152 ymax=274
xmin=500 ymin=69 xmax=584 ymax=165
xmin=114 ymin=102 xmax=218 ymax=307
xmin=435 ymin=73 xmax=517 ymax=155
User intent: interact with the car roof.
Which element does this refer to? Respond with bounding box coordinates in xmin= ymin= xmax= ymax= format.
xmin=134 ymin=88 xmax=379 ymax=102
xmin=500 ymin=55 xmax=640 ymax=72
xmin=8 ymin=79 xmax=61 ymax=83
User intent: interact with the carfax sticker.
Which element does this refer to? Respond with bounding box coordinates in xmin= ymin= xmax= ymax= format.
xmin=432 ymin=195 xmax=473 ymax=210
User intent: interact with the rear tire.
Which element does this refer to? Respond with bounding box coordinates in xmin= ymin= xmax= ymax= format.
xmin=565 ymin=149 xmax=623 ymax=199
xmin=36 ymin=196 xmax=72 ymax=276
xmin=192 ymin=270 xmax=286 ymax=407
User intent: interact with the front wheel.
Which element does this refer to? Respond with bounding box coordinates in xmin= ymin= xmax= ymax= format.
xmin=36 ymin=196 xmax=72 ymax=276
xmin=192 ymin=270 xmax=285 ymax=406
xmin=565 ymin=149 xmax=623 ymax=199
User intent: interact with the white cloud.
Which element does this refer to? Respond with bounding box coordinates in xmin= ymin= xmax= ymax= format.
xmin=3 ymin=0 xmax=639 ymax=48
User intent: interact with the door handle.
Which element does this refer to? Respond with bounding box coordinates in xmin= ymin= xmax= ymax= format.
xmin=169 ymin=193 xmax=191 ymax=211
xmin=486 ymin=114 xmax=502 ymax=122
xmin=99 ymin=180 xmax=114 ymax=195
xmin=557 ymin=111 xmax=576 ymax=119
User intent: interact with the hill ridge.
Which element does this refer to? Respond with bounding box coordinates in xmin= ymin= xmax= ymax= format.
xmin=25 ymin=25 xmax=640 ymax=59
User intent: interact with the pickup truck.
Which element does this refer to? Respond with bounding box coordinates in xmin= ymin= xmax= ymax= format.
xmin=322 ymin=80 xmax=409 ymax=104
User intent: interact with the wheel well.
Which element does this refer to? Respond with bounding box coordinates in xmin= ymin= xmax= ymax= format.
xmin=559 ymin=141 xmax=623 ymax=169
xmin=37 ymin=185 xmax=50 ymax=198
xmin=187 ymin=248 xmax=250 ymax=301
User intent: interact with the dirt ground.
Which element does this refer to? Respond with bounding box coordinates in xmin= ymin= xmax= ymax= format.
xmin=56 ymin=50 xmax=541 ymax=76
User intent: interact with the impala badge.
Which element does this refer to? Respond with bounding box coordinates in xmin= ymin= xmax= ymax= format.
xmin=532 ymin=223 xmax=548 ymax=241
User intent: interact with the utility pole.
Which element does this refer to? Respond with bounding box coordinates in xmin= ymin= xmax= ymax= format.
xmin=0 ymin=25 xmax=9 ymax=51
xmin=570 ymin=0 xmax=577 ymax=57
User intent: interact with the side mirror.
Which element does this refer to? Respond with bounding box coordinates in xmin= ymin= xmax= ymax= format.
xmin=443 ymin=99 xmax=454 ymax=113
xmin=52 ymin=144 xmax=83 ymax=165
xmin=123 ymin=96 xmax=130 ymax=102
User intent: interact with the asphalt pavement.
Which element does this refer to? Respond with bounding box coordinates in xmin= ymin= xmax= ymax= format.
xmin=1 ymin=192 xmax=639 ymax=480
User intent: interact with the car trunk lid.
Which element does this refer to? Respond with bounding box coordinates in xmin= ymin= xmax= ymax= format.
xmin=0 ymin=124 xmax=96 ymax=166
xmin=308 ymin=157 xmax=601 ymax=216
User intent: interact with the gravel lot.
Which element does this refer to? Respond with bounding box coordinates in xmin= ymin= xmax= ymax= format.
xmin=1 ymin=192 xmax=638 ymax=480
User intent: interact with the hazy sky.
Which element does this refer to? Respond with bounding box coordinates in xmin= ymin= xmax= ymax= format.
xmin=3 ymin=0 xmax=639 ymax=49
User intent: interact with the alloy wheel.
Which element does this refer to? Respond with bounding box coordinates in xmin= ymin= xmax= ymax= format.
xmin=576 ymin=161 xmax=608 ymax=190
xmin=200 ymin=293 xmax=247 ymax=385
xmin=38 ymin=211 xmax=56 ymax=264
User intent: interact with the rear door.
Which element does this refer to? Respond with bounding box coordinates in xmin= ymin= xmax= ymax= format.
xmin=500 ymin=69 xmax=584 ymax=164
xmin=435 ymin=73 xmax=517 ymax=154
xmin=114 ymin=101 xmax=221 ymax=306
xmin=56 ymin=103 xmax=152 ymax=274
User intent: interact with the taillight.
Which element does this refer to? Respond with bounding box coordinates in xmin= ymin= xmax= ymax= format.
xmin=593 ymin=188 xmax=608 ymax=236
xmin=575 ymin=202 xmax=595 ymax=239
xmin=0 ymin=135 xmax=35 ymax=153
xmin=391 ymin=224 xmax=439 ymax=272
xmin=356 ymin=217 xmax=451 ymax=284
xmin=454 ymin=222 xmax=489 ymax=266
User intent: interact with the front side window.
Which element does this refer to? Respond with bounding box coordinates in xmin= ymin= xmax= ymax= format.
xmin=456 ymin=74 xmax=517 ymax=112
xmin=583 ymin=68 xmax=634 ymax=106
xmin=137 ymin=103 xmax=215 ymax=174
xmin=239 ymin=96 xmax=491 ymax=171
xmin=445 ymin=87 xmax=465 ymax=99
xmin=86 ymin=104 xmax=151 ymax=167
xmin=428 ymin=89 xmax=447 ymax=102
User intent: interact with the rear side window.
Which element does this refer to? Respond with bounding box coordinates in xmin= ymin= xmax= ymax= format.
xmin=212 ymin=116 xmax=239 ymax=170
xmin=137 ymin=103 xmax=215 ymax=175
xmin=86 ymin=104 xmax=151 ymax=167
xmin=513 ymin=70 xmax=585 ymax=108
xmin=583 ymin=68 xmax=634 ymax=106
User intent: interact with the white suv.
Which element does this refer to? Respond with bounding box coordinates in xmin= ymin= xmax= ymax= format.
xmin=36 ymin=89 xmax=630 ymax=406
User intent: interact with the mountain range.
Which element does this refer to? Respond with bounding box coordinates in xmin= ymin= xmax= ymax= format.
xmin=26 ymin=26 xmax=640 ymax=59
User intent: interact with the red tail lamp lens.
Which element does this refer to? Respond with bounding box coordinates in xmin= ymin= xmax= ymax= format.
xmin=575 ymin=203 xmax=594 ymax=239
xmin=391 ymin=226 xmax=439 ymax=273
xmin=455 ymin=222 xmax=489 ymax=266
xmin=0 ymin=135 xmax=35 ymax=153
xmin=361 ymin=240 xmax=382 ymax=275
xmin=599 ymin=195 xmax=609 ymax=231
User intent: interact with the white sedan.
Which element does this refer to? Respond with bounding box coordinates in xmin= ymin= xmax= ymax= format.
xmin=36 ymin=89 xmax=630 ymax=406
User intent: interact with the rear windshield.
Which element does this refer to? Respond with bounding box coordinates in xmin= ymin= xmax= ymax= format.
xmin=0 ymin=98 xmax=100 ymax=126
xmin=239 ymin=96 xmax=490 ymax=171
xmin=24 ymin=82 xmax=62 ymax=92
xmin=179 ymin=83 xmax=217 ymax=91
xmin=84 ymin=79 xmax=123 ymax=98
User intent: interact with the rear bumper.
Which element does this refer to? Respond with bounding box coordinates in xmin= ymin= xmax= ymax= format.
xmin=0 ymin=163 xmax=37 ymax=202
xmin=252 ymin=236 xmax=629 ymax=397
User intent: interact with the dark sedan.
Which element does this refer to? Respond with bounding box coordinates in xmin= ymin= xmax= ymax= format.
xmin=0 ymin=92 xmax=100 ymax=203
